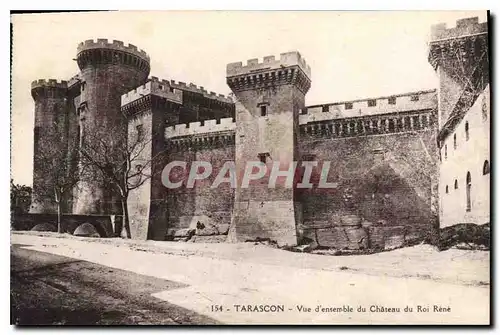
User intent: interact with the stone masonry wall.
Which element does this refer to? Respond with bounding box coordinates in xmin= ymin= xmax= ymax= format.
xmin=164 ymin=133 xmax=235 ymax=241
xmin=298 ymin=123 xmax=439 ymax=249
xmin=30 ymin=80 xmax=70 ymax=214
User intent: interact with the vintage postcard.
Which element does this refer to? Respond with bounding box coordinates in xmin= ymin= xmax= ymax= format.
xmin=10 ymin=10 xmax=490 ymax=325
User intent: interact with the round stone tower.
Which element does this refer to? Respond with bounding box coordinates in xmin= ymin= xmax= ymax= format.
xmin=30 ymin=79 xmax=69 ymax=213
xmin=73 ymin=39 xmax=150 ymax=215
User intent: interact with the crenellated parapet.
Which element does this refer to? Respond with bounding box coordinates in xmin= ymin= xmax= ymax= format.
xmin=428 ymin=17 xmax=488 ymax=70
xmin=167 ymin=130 xmax=235 ymax=152
xmin=77 ymin=38 xmax=150 ymax=62
xmin=76 ymin=38 xmax=150 ymax=74
xmin=300 ymin=108 xmax=436 ymax=140
xmin=430 ymin=17 xmax=488 ymax=41
xmin=121 ymin=80 xmax=184 ymax=118
xmin=31 ymin=79 xmax=68 ymax=99
xmin=227 ymin=51 xmax=311 ymax=78
xmin=121 ymin=76 xmax=235 ymax=117
xmin=226 ymin=51 xmax=311 ymax=94
xmin=148 ymin=76 xmax=233 ymax=105
xmin=299 ymin=89 xmax=437 ymax=124
xmin=165 ymin=117 xmax=235 ymax=139
xmin=165 ymin=117 xmax=236 ymax=151
xmin=121 ymin=80 xmax=183 ymax=106
xmin=31 ymin=79 xmax=68 ymax=90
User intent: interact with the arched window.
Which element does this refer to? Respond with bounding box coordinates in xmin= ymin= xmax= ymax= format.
xmin=482 ymin=95 xmax=488 ymax=121
xmin=445 ymin=185 xmax=449 ymax=194
xmin=465 ymin=121 xmax=469 ymax=141
xmin=454 ymin=179 xmax=458 ymax=189
xmin=453 ymin=134 xmax=457 ymax=149
xmin=483 ymin=160 xmax=490 ymax=175
xmin=466 ymin=172 xmax=471 ymax=212
xmin=444 ymin=145 xmax=448 ymax=160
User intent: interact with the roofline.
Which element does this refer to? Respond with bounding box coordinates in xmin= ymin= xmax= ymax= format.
xmin=305 ymin=89 xmax=437 ymax=109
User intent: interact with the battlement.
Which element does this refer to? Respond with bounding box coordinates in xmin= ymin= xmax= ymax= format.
xmin=227 ymin=51 xmax=311 ymax=79
xmin=299 ymin=89 xmax=437 ymax=125
xmin=77 ymin=38 xmax=150 ymax=63
xmin=165 ymin=117 xmax=236 ymax=139
xmin=149 ymin=76 xmax=233 ymax=104
xmin=430 ymin=17 xmax=488 ymax=42
xmin=31 ymin=79 xmax=68 ymax=90
xmin=121 ymin=80 xmax=183 ymax=107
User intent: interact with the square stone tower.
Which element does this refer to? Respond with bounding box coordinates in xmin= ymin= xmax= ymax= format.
xmin=428 ymin=17 xmax=489 ymax=132
xmin=226 ymin=52 xmax=311 ymax=246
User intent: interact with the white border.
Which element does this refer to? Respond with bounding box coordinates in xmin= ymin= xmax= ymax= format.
xmin=2 ymin=1 xmax=498 ymax=334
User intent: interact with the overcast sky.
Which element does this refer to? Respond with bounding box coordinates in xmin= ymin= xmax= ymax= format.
xmin=11 ymin=10 xmax=487 ymax=186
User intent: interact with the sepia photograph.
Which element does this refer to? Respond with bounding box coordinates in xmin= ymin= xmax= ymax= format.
xmin=9 ymin=10 xmax=490 ymax=325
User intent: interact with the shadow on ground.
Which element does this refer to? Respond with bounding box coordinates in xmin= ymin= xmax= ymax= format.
xmin=11 ymin=244 xmax=220 ymax=325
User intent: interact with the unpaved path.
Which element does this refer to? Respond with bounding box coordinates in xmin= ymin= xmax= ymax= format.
xmin=11 ymin=232 xmax=490 ymax=325
xmin=11 ymin=244 xmax=219 ymax=325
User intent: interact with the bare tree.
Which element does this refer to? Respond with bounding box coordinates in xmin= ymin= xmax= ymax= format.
xmin=33 ymin=128 xmax=84 ymax=233
xmin=78 ymin=122 xmax=164 ymax=238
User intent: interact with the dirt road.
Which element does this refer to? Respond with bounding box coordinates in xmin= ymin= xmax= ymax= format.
xmin=10 ymin=244 xmax=218 ymax=325
xmin=11 ymin=233 xmax=490 ymax=325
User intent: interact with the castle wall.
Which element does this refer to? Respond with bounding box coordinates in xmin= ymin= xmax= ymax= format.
xmin=298 ymin=100 xmax=439 ymax=248
xmin=163 ymin=119 xmax=236 ymax=238
xmin=164 ymin=136 xmax=235 ymax=237
xmin=439 ymin=85 xmax=490 ymax=228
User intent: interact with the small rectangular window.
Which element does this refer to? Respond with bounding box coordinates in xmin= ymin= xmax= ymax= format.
xmin=388 ymin=96 xmax=396 ymax=105
xmin=367 ymin=99 xmax=377 ymax=107
xmin=136 ymin=124 xmax=144 ymax=141
xmin=258 ymin=153 xmax=269 ymax=163
xmin=260 ymin=105 xmax=267 ymax=117
xmin=388 ymin=119 xmax=395 ymax=132
xmin=412 ymin=116 xmax=420 ymax=129
xmin=34 ymin=126 xmax=40 ymax=144
xmin=411 ymin=95 xmax=420 ymax=101
xmin=345 ymin=102 xmax=353 ymax=110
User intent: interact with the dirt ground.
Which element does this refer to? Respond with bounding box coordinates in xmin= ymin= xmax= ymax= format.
xmin=11 ymin=231 xmax=490 ymax=325
xmin=13 ymin=231 xmax=490 ymax=286
xmin=11 ymin=244 xmax=219 ymax=325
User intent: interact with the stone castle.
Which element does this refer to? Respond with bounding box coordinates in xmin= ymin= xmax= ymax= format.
xmin=29 ymin=16 xmax=490 ymax=248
